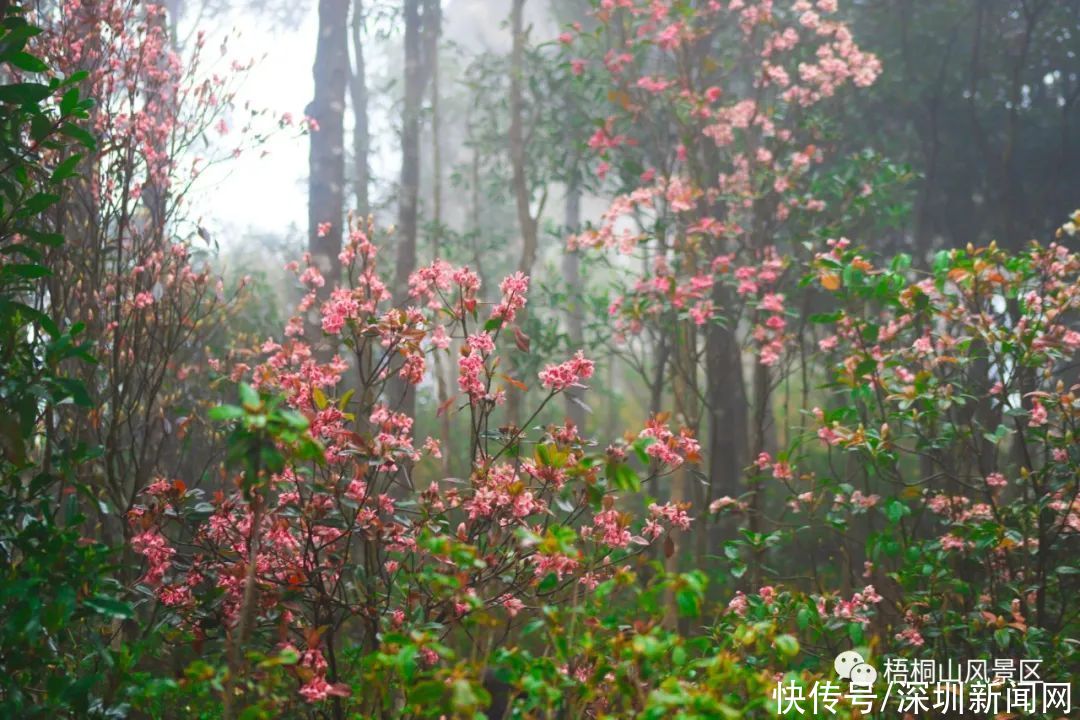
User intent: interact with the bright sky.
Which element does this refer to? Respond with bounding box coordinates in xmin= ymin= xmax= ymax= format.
xmin=186 ymin=5 xmax=318 ymax=242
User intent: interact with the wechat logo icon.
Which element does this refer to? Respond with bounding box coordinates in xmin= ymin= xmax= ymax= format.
xmin=834 ymin=650 xmax=877 ymax=687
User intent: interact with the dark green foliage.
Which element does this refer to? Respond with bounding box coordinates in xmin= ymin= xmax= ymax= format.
xmin=0 ymin=6 xmax=131 ymax=717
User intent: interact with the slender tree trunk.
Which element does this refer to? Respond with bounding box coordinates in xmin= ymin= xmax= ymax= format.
xmin=506 ymin=0 xmax=539 ymax=427
xmin=308 ymin=0 xmax=349 ymax=310
xmin=664 ymin=319 xmax=697 ymax=630
xmin=562 ymin=178 xmax=586 ymax=431
xmin=429 ymin=13 xmax=452 ymax=473
xmin=509 ymin=0 xmax=538 ymax=276
xmin=705 ymin=300 xmax=748 ymax=559
xmin=391 ymin=0 xmax=438 ymax=419
xmin=747 ymin=359 xmax=770 ymax=589
xmin=349 ymin=0 xmax=370 ymax=218
xmin=393 ymin=0 xmax=423 ymax=307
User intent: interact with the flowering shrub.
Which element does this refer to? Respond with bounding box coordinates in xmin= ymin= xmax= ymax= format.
xmin=705 ymin=220 xmax=1080 ymax=700
xmin=24 ymin=0 xmax=275 ymax=554
xmin=801 ymin=231 xmax=1079 ymax=668
xmin=556 ymin=0 xmax=894 ymax=560
xmin=131 ymin=221 xmax=698 ymax=715
xmin=569 ymin=0 xmax=881 ymax=356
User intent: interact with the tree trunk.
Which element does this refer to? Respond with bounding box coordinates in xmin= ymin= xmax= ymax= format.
xmin=393 ymin=0 xmax=423 ymax=307
xmin=705 ymin=302 xmax=748 ymax=559
xmin=391 ymin=0 xmax=438 ymax=419
xmin=429 ymin=12 xmax=452 ymax=473
xmin=664 ymin=319 xmax=698 ymax=630
xmin=308 ymin=0 xmax=349 ymax=305
xmin=349 ymin=0 xmax=370 ymax=218
xmin=506 ymin=0 xmax=539 ymax=428
xmin=562 ymin=179 xmax=586 ymax=432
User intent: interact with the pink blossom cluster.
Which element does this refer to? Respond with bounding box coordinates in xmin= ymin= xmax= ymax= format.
xmin=538 ymin=351 xmax=596 ymax=392
xmin=637 ymin=415 xmax=701 ymax=468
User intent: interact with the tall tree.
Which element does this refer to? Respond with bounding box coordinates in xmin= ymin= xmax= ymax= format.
xmin=392 ymin=0 xmax=439 ymax=419
xmin=505 ymin=0 xmax=546 ymax=426
xmin=308 ymin=0 xmax=350 ymax=302
xmin=562 ymin=176 xmax=586 ymax=431
xmin=509 ymin=0 xmax=539 ymax=280
xmin=349 ymin=0 xmax=370 ymax=217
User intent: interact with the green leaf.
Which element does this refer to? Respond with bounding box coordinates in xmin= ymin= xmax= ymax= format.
xmin=208 ymin=404 xmax=244 ymax=422
xmin=60 ymin=122 xmax=96 ymax=150
xmin=238 ymin=382 xmax=259 ymax=408
xmin=21 ymin=192 xmax=60 ymax=215
xmin=0 ymin=81 xmax=52 ymax=104
xmin=409 ymin=680 xmax=445 ymax=706
xmin=883 ymin=498 xmax=910 ymax=524
xmin=3 ymin=263 xmax=50 ymax=279
xmin=50 ymin=153 xmax=82 ymax=182
xmin=8 ymin=51 xmax=48 ymax=72
xmin=808 ymin=311 xmax=843 ymax=324
xmin=632 ymin=436 xmax=656 ymax=465
xmin=611 ymin=462 xmax=640 ymax=492
xmin=59 ymin=88 xmax=80 ymax=116
xmin=675 ymin=588 xmax=700 ymax=617
xmin=83 ymin=595 xmax=132 ymax=619
xmin=774 ymin=634 xmax=800 ymax=658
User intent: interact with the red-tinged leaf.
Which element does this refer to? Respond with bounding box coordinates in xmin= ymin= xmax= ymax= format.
xmin=328 ymin=683 xmax=352 ymax=698
xmin=304 ymin=626 xmax=326 ymax=648
xmin=513 ymin=326 xmax=531 ymax=353
xmin=436 ymin=394 xmax=457 ymax=417
xmin=664 ymin=535 xmax=675 ymax=559
xmin=502 ymin=374 xmax=528 ymax=391
xmin=172 ymin=479 xmax=187 ymax=494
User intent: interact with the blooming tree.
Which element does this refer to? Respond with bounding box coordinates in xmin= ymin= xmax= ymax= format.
xmin=131 ymin=219 xmax=698 ymax=714
xmin=563 ymin=0 xmax=882 ymax=582
xmin=27 ymin=0 xmax=283 ymax=552
xmin=710 ymin=219 xmax=1080 ymax=678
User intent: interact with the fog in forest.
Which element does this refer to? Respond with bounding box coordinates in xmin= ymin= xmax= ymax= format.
xmin=2 ymin=0 xmax=1078 ymax=716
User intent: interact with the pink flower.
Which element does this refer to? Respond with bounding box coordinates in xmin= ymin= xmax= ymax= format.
xmin=728 ymin=591 xmax=749 ymax=616
xmin=299 ymin=677 xmax=331 ymax=702
xmin=538 ymin=351 xmax=595 ymax=392
xmin=1028 ymin=401 xmax=1048 ymax=427
xmin=501 ymin=594 xmax=525 ymax=617
xmin=760 ymin=293 xmax=785 ymax=313
xmin=458 ymin=352 xmax=486 ymax=401
xmin=940 ymin=533 xmax=970 ymax=552
xmin=896 ymin=626 xmax=925 ymax=647
xmin=398 ymin=353 xmax=425 ymax=385
xmin=771 ymin=462 xmax=793 ymax=480
xmin=648 ymin=502 xmax=691 ymax=530
xmin=491 ymin=272 xmax=529 ymax=326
